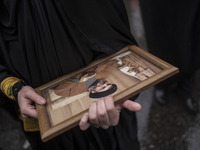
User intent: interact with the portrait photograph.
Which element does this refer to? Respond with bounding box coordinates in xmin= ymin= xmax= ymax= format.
xmin=35 ymin=45 xmax=178 ymax=142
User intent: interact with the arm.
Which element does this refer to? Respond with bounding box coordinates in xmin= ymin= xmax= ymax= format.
xmin=0 ymin=61 xmax=12 ymax=102
xmin=0 ymin=57 xmax=46 ymax=120
xmin=0 ymin=58 xmax=46 ymax=119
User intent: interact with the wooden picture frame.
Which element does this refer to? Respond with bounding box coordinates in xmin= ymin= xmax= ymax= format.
xmin=35 ymin=45 xmax=179 ymax=142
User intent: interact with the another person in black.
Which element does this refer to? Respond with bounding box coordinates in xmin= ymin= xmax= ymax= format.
xmin=0 ymin=0 xmax=141 ymax=150
xmin=139 ymin=0 xmax=200 ymax=114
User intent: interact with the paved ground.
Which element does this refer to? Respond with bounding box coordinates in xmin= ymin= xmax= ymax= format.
xmin=136 ymin=86 xmax=200 ymax=150
xmin=1 ymin=0 xmax=200 ymax=150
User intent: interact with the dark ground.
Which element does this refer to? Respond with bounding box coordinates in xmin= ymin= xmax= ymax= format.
xmin=1 ymin=0 xmax=200 ymax=150
xmin=136 ymin=85 xmax=200 ymax=150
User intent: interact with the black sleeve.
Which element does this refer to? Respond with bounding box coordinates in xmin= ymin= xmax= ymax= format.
xmin=0 ymin=60 xmax=11 ymax=104
xmin=0 ymin=31 xmax=12 ymax=83
xmin=0 ymin=2 xmax=11 ymax=83
xmin=0 ymin=32 xmax=12 ymax=102
xmin=0 ymin=60 xmax=10 ymax=83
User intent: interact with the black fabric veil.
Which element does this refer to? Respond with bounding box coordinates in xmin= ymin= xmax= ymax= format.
xmin=0 ymin=1 xmax=140 ymax=150
xmin=0 ymin=0 xmax=136 ymax=87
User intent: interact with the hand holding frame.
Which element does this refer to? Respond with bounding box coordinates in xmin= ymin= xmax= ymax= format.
xmin=79 ymin=95 xmax=141 ymax=130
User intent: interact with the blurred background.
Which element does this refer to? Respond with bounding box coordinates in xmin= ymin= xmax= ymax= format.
xmin=0 ymin=0 xmax=200 ymax=149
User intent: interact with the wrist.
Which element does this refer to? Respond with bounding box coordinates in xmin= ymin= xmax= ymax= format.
xmin=12 ymin=80 xmax=27 ymax=102
xmin=0 ymin=77 xmax=21 ymax=100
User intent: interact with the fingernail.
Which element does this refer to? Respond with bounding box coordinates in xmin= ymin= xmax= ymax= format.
xmin=39 ymin=98 xmax=45 ymax=104
xmin=136 ymin=104 xmax=142 ymax=110
xmin=22 ymin=114 xmax=28 ymax=118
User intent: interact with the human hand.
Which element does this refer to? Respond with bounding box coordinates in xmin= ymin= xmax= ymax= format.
xmin=17 ymin=86 xmax=46 ymax=118
xmin=79 ymin=96 xmax=141 ymax=130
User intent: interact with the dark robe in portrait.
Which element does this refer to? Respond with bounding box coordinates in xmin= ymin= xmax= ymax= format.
xmin=0 ymin=0 xmax=140 ymax=150
xmin=54 ymin=61 xmax=118 ymax=98
xmin=53 ymin=60 xmax=140 ymax=99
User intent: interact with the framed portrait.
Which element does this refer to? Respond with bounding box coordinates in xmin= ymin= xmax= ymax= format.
xmin=35 ymin=45 xmax=179 ymax=142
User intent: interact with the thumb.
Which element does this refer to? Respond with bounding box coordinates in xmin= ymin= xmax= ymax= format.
xmin=21 ymin=86 xmax=46 ymax=105
xmin=120 ymin=100 xmax=141 ymax=112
